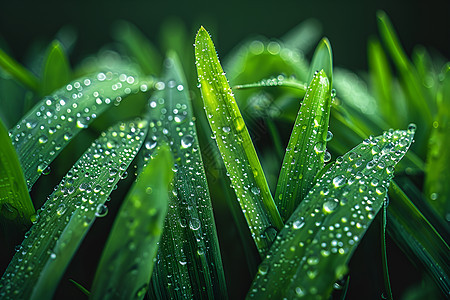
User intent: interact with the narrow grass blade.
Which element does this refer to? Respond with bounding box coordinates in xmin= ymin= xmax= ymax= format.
xmin=424 ymin=63 xmax=450 ymax=220
xmin=380 ymin=199 xmax=393 ymax=300
xmin=387 ymin=181 xmax=450 ymax=296
xmin=143 ymin=52 xmax=227 ymax=298
xmin=0 ymin=118 xmax=34 ymax=225
xmin=41 ymin=40 xmax=71 ymax=96
xmin=0 ymin=48 xmax=39 ymax=92
xmin=91 ymin=145 xmax=173 ymax=300
xmin=233 ymin=76 xmax=307 ymax=93
xmin=112 ymin=21 xmax=162 ymax=75
xmin=9 ymin=71 xmax=152 ymax=190
xmin=0 ymin=119 xmax=148 ymax=299
xmin=275 ymin=70 xmax=331 ymax=221
xmin=281 ymin=18 xmax=322 ymax=54
xmin=195 ymin=26 xmax=283 ymax=256
xmin=248 ymin=126 xmax=415 ymax=299
xmin=308 ymin=38 xmax=333 ymax=86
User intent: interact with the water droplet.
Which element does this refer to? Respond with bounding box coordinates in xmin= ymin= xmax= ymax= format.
xmin=407 ymin=123 xmax=416 ymax=133
xmin=332 ymin=175 xmax=346 ymax=188
xmin=181 ymin=135 xmax=194 ymax=148
xmin=326 ymin=131 xmax=334 ymax=141
xmin=324 ymin=151 xmax=332 ymax=162
xmin=251 ymin=187 xmax=260 ymax=195
xmin=264 ymin=226 xmax=277 ymax=242
xmin=314 ymin=142 xmax=325 ymax=154
xmin=56 ymin=204 xmax=67 ymax=216
xmin=292 ymin=218 xmax=305 ymax=229
xmin=189 ymin=218 xmax=201 ymax=230
xmin=258 ymin=263 xmax=269 ymax=275
xmin=76 ymin=119 xmax=88 ymax=129
xmin=38 ymin=135 xmax=48 ymax=144
xmin=323 ymin=198 xmax=339 ymax=213
xmin=95 ymin=204 xmax=108 ymax=217
xmin=174 ymin=114 xmax=186 ymax=123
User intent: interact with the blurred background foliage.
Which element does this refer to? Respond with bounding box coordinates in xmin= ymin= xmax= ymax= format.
xmin=0 ymin=0 xmax=449 ymax=299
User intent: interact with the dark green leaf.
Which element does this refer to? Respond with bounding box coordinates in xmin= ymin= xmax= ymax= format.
xmin=41 ymin=40 xmax=71 ymax=96
xmin=0 ymin=48 xmax=39 ymax=92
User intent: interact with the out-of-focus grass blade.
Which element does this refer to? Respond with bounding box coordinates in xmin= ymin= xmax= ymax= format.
xmin=281 ymin=18 xmax=322 ymax=54
xmin=0 ymin=119 xmax=148 ymax=299
xmin=368 ymin=38 xmax=401 ymax=128
xmin=424 ymin=63 xmax=450 ymax=220
xmin=195 ymin=26 xmax=283 ymax=256
xmin=0 ymin=118 xmax=34 ymax=225
xmin=234 ymin=76 xmax=307 ymax=93
xmin=91 ymin=145 xmax=173 ymax=300
xmin=248 ymin=126 xmax=415 ymax=299
xmin=41 ymin=40 xmax=71 ymax=96
xmin=275 ymin=70 xmax=331 ymax=222
xmin=0 ymin=48 xmax=39 ymax=92
xmin=112 ymin=21 xmax=162 ymax=75
xmin=144 ymin=52 xmax=227 ymax=298
xmin=308 ymin=37 xmax=333 ymax=86
xmin=380 ymin=200 xmax=393 ymax=300
xmin=387 ymin=181 xmax=450 ymax=297
xmin=9 ymin=70 xmax=152 ymax=190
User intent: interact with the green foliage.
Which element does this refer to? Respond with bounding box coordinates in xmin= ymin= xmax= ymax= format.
xmin=0 ymin=11 xmax=447 ymax=300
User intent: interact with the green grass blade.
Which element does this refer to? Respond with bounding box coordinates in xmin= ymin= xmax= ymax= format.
xmin=0 ymin=119 xmax=148 ymax=299
xmin=91 ymin=145 xmax=173 ymax=300
xmin=424 ymin=63 xmax=450 ymax=220
xmin=144 ymin=52 xmax=227 ymax=298
xmin=112 ymin=21 xmax=162 ymax=75
xmin=308 ymin=38 xmax=333 ymax=86
xmin=281 ymin=18 xmax=322 ymax=54
xmin=247 ymin=126 xmax=415 ymax=299
xmin=381 ymin=199 xmax=393 ymax=300
xmin=387 ymin=181 xmax=450 ymax=296
xmin=275 ymin=70 xmax=331 ymax=221
xmin=9 ymin=71 xmax=152 ymax=190
xmin=41 ymin=40 xmax=71 ymax=96
xmin=0 ymin=118 xmax=34 ymax=225
xmin=195 ymin=26 xmax=283 ymax=256
xmin=0 ymin=48 xmax=39 ymax=92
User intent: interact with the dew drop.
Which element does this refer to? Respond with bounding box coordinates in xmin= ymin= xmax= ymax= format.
xmin=189 ymin=218 xmax=201 ymax=231
xmin=332 ymin=175 xmax=346 ymax=188
xmin=222 ymin=126 xmax=231 ymax=133
xmin=181 ymin=135 xmax=194 ymax=148
xmin=258 ymin=263 xmax=269 ymax=275
xmin=251 ymin=187 xmax=260 ymax=195
xmin=323 ymin=198 xmax=339 ymax=213
xmin=314 ymin=142 xmax=325 ymax=154
xmin=56 ymin=204 xmax=67 ymax=216
xmin=38 ymin=135 xmax=48 ymax=144
xmin=292 ymin=218 xmax=305 ymax=229
xmin=95 ymin=204 xmax=108 ymax=217
xmin=326 ymin=131 xmax=334 ymax=141
xmin=324 ymin=151 xmax=331 ymax=163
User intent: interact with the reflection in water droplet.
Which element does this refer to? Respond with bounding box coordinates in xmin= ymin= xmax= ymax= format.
xmin=181 ymin=135 xmax=194 ymax=148
xmin=95 ymin=204 xmax=108 ymax=217
xmin=38 ymin=135 xmax=48 ymax=144
xmin=323 ymin=198 xmax=339 ymax=213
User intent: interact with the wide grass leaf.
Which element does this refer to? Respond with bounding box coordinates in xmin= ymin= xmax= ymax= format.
xmin=275 ymin=69 xmax=331 ymax=222
xmin=247 ymin=126 xmax=415 ymax=299
xmin=0 ymin=118 xmax=34 ymax=225
xmin=0 ymin=119 xmax=148 ymax=299
xmin=9 ymin=71 xmax=151 ymax=190
xmin=143 ymin=52 xmax=227 ymax=298
xmin=195 ymin=26 xmax=283 ymax=256
xmin=0 ymin=48 xmax=39 ymax=92
xmin=308 ymin=38 xmax=333 ymax=86
xmin=90 ymin=145 xmax=173 ymax=300
xmin=41 ymin=40 xmax=71 ymax=96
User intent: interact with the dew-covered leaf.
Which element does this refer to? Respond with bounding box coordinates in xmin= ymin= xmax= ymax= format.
xmin=308 ymin=38 xmax=333 ymax=86
xmin=195 ymin=26 xmax=283 ymax=256
xmin=0 ymin=118 xmax=34 ymax=225
xmin=0 ymin=119 xmax=148 ymax=299
xmin=41 ymin=40 xmax=71 ymax=96
xmin=0 ymin=47 xmax=39 ymax=92
xmin=388 ymin=181 xmax=450 ymax=296
xmin=142 ymin=52 xmax=227 ymax=298
xmin=9 ymin=71 xmax=152 ymax=190
xmin=247 ymin=126 xmax=415 ymax=299
xmin=90 ymin=145 xmax=173 ymax=300
xmin=275 ymin=69 xmax=331 ymax=222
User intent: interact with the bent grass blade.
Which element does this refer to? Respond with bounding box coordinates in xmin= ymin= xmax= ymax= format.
xmin=0 ymin=119 xmax=148 ymax=299
xmin=0 ymin=48 xmax=39 ymax=92
xmin=275 ymin=69 xmax=331 ymax=222
xmin=144 ymin=52 xmax=227 ymax=299
xmin=90 ymin=145 xmax=173 ymax=300
xmin=195 ymin=26 xmax=283 ymax=256
xmin=9 ymin=71 xmax=152 ymax=190
xmin=0 ymin=118 xmax=34 ymax=225
xmin=248 ymin=126 xmax=415 ymax=299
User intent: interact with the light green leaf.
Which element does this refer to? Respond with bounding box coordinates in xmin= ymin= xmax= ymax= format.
xmin=308 ymin=38 xmax=333 ymax=86
xmin=0 ymin=119 xmax=148 ymax=299
xmin=195 ymin=26 xmax=283 ymax=256
xmin=275 ymin=69 xmax=331 ymax=222
xmin=0 ymin=48 xmax=39 ymax=92
xmin=90 ymin=145 xmax=173 ymax=300
xmin=0 ymin=118 xmax=34 ymax=225
xmin=143 ymin=52 xmax=227 ymax=298
xmin=9 ymin=71 xmax=152 ymax=190
xmin=248 ymin=126 xmax=415 ymax=299
xmin=41 ymin=40 xmax=71 ymax=96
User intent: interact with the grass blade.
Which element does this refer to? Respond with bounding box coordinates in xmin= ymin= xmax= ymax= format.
xmin=275 ymin=69 xmax=331 ymax=221
xmin=308 ymin=38 xmax=333 ymax=86
xmin=0 ymin=48 xmax=39 ymax=92
xmin=380 ymin=199 xmax=393 ymax=300
xmin=41 ymin=40 xmax=71 ymax=96
xmin=281 ymin=18 xmax=322 ymax=54
xmin=195 ymin=26 xmax=283 ymax=256
xmin=248 ymin=126 xmax=415 ymax=299
xmin=9 ymin=71 xmax=152 ymax=190
xmin=144 ymin=52 xmax=227 ymax=298
xmin=0 ymin=119 xmax=148 ymax=299
xmin=387 ymin=181 xmax=450 ymax=296
xmin=90 ymin=145 xmax=173 ymax=300
xmin=0 ymin=118 xmax=34 ymax=225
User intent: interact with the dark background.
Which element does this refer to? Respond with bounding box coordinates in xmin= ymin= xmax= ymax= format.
xmin=0 ymin=0 xmax=448 ymax=72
